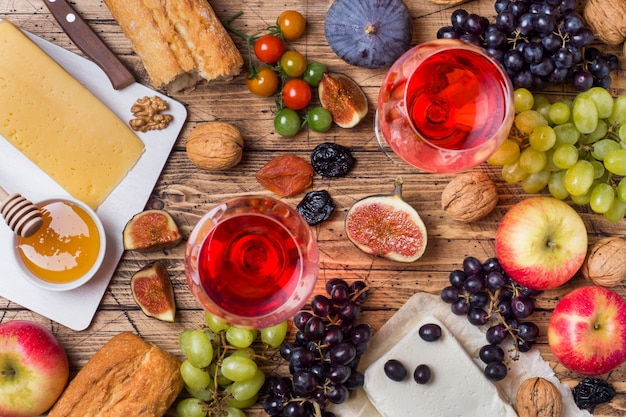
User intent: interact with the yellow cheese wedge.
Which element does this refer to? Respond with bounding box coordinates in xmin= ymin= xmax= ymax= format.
xmin=0 ymin=20 xmax=144 ymax=209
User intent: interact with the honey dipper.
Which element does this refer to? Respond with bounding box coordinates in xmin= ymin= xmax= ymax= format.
xmin=0 ymin=187 xmax=43 ymax=238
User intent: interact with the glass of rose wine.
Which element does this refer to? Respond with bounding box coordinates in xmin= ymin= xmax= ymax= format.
xmin=185 ymin=195 xmax=319 ymax=329
xmin=376 ymin=39 xmax=515 ymax=174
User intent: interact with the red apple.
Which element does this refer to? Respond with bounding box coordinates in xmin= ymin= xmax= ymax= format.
xmin=495 ymin=196 xmax=587 ymax=290
xmin=0 ymin=320 xmax=69 ymax=417
xmin=548 ymin=285 xmax=626 ymax=375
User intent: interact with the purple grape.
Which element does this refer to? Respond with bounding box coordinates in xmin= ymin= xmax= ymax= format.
xmin=292 ymin=370 xmax=319 ymax=396
xmin=437 ymin=26 xmax=460 ymax=40
xmin=263 ymin=395 xmax=284 ymax=416
xmin=289 ymin=347 xmax=316 ymax=368
xmin=349 ymin=280 xmax=369 ymax=304
xmin=441 ymin=286 xmax=460 ymax=304
xmin=517 ymin=321 xmax=540 ymax=341
xmin=450 ymin=9 xmax=469 ymax=31
xmin=305 ymin=316 xmax=326 ymax=341
xmin=330 ymin=284 xmax=349 ymax=306
xmin=486 ymin=270 xmax=506 ymax=290
xmin=484 ymin=361 xmax=508 ymax=381
xmin=293 ymin=311 xmax=312 ymax=331
xmin=413 ymin=364 xmax=432 ymax=384
xmin=482 ymin=257 xmax=501 ymax=273
xmin=383 ymin=359 xmax=407 ymax=381
xmin=323 ymin=324 xmax=344 ymax=347
xmin=328 ymin=364 xmax=352 ymax=384
xmin=283 ymin=401 xmax=306 ymax=417
xmin=511 ymin=295 xmax=535 ymax=319
xmin=327 ymin=384 xmax=350 ymax=404
xmin=325 ymin=278 xmax=348 ymax=295
xmin=468 ymin=307 xmax=489 ymax=326
xmin=345 ymin=370 xmax=365 ymax=390
xmin=338 ymin=301 xmax=359 ymax=322
xmin=464 ymin=275 xmax=485 ymax=294
xmin=479 ymin=344 xmax=505 ymax=364
xmin=463 ymin=256 xmax=482 ymax=276
xmin=449 ymin=269 xmax=467 ymax=289
xmin=329 ymin=342 xmax=357 ymax=366
xmin=311 ymin=294 xmax=333 ymax=317
xmin=486 ymin=324 xmax=509 ymax=345
xmin=451 ymin=298 xmax=470 ymax=315
xmin=470 ymin=291 xmax=489 ymax=308
xmin=419 ymin=323 xmax=442 ymax=342
xmin=350 ymin=323 xmax=372 ymax=345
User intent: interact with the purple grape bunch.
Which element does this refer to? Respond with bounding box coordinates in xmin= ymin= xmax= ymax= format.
xmin=436 ymin=0 xmax=618 ymax=91
xmin=264 ymin=279 xmax=371 ymax=417
xmin=440 ymin=256 xmax=540 ymax=382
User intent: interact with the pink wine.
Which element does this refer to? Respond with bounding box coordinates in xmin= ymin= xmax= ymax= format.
xmin=198 ymin=214 xmax=302 ymax=318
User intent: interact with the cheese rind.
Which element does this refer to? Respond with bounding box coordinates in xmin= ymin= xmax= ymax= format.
xmin=363 ymin=316 xmax=518 ymax=417
xmin=0 ymin=20 xmax=144 ymax=209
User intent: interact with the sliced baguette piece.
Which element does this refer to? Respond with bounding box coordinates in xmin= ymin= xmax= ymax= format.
xmin=103 ymin=0 xmax=243 ymax=92
xmin=47 ymin=332 xmax=184 ymax=417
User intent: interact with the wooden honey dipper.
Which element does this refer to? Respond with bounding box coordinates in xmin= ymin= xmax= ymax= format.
xmin=0 ymin=186 xmax=44 ymax=238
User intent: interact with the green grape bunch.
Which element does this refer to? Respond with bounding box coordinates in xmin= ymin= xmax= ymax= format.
xmin=488 ymin=87 xmax=626 ymax=222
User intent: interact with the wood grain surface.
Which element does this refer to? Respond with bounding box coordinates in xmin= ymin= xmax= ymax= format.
xmin=1 ymin=0 xmax=625 ymax=416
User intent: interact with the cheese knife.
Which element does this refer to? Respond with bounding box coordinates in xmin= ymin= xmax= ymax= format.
xmin=43 ymin=0 xmax=135 ymax=90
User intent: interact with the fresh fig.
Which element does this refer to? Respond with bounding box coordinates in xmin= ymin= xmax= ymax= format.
xmin=131 ymin=260 xmax=176 ymax=322
xmin=123 ymin=209 xmax=182 ymax=252
xmin=318 ymin=73 xmax=368 ymax=128
xmin=324 ymin=0 xmax=412 ymax=69
xmin=345 ymin=177 xmax=427 ymax=262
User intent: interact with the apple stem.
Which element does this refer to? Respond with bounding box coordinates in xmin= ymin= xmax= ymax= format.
xmin=1 ymin=369 xmax=16 ymax=377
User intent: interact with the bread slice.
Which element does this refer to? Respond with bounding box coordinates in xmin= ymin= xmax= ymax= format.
xmin=103 ymin=0 xmax=243 ymax=92
xmin=48 ymin=332 xmax=184 ymax=417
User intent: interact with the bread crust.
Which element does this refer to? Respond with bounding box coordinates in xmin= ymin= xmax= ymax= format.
xmin=103 ymin=0 xmax=243 ymax=91
xmin=48 ymin=332 xmax=184 ymax=417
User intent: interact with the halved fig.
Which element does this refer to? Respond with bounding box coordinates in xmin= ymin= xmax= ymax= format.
xmin=123 ymin=210 xmax=182 ymax=252
xmin=131 ymin=261 xmax=176 ymax=322
xmin=318 ymin=73 xmax=368 ymax=128
xmin=345 ymin=177 xmax=427 ymax=262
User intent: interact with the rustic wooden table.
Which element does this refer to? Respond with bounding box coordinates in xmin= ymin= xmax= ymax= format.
xmin=1 ymin=0 xmax=625 ymax=416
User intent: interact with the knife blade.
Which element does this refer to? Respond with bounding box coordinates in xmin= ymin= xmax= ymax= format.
xmin=43 ymin=0 xmax=135 ymax=90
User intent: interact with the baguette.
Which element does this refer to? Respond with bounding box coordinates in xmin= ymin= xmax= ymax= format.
xmin=48 ymin=332 xmax=184 ymax=417
xmin=103 ymin=0 xmax=243 ymax=92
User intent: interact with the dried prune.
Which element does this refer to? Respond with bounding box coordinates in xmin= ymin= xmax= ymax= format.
xmin=572 ymin=377 xmax=616 ymax=412
xmin=296 ymin=190 xmax=335 ymax=225
xmin=311 ymin=142 xmax=356 ymax=177
xmin=256 ymin=154 xmax=314 ymax=197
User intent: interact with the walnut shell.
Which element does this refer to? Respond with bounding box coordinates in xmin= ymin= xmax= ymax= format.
xmin=581 ymin=236 xmax=626 ymax=287
xmin=441 ymin=171 xmax=498 ymax=222
xmin=515 ymin=377 xmax=563 ymax=417
xmin=583 ymin=0 xmax=626 ymax=46
xmin=186 ymin=122 xmax=244 ymax=170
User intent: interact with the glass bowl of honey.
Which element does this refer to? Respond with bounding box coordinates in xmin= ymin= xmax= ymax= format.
xmin=12 ymin=197 xmax=106 ymax=291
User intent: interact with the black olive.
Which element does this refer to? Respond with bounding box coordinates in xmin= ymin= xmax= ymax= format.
xmin=296 ymin=190 xmax=335 ymax=226
xmin=310 ymin=143 xmax=355 ymax=177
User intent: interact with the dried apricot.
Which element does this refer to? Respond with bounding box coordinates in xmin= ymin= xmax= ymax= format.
xmin=256 ymin=154 xmax=314 ymax=197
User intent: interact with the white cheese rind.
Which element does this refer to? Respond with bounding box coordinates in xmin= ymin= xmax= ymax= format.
xmin=363 ymin=316 xmax=518 ymax=417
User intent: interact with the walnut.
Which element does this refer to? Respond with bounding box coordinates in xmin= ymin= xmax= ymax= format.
xmin=441 ymin=171 xmax=499 ymax=222
xmin=583 ymin=0 xmax=626 ymax=46
xmin=515 ymin=377 xmax=563 ymax=417
xmin=186 ymin=122 xmax=244 ymax=171
xmin=581 ymin=236 xmax=626 ymax=287
xmin=130 ymin=96 xmax=173 ymax=132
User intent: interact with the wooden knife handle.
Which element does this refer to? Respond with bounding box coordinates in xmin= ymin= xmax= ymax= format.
xmin=43 ymin=0 xmax=135 ymax=90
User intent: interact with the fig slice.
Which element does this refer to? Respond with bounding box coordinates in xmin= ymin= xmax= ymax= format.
xmin=131 ymin=261 xmax=176 ymax=322
xmin=123 ymin=209 xmax=182 ymax=252
xmin=318 ymin=73 xmax=368 ymax=128
xmin=345 ymin=177 xmax=427 ymax=262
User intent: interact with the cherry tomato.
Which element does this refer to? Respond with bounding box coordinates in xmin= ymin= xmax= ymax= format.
xmin=254 ymin=34 xmax=284 ymax=64
xmin=277 ymin=10 xmax=306 ymax=41
xmin=280 ymin=50 xmax=307 ymax=78
xmin=303 ymin=62 xmax=328 ymax=87
xmin=282 ymin=78 xmax=311 ymax=110
xmin=246 ymin=66 xmax=279 ymax=97
xmin=306 ymin=107 xmax=333 ymax=132
xmin=274 ymin=108 xmax=302 ymax=137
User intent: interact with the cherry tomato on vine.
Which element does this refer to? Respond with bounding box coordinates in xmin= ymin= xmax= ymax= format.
xmin=282 ymin=78 xmax=311 ymax=110
xmin=302 ymin=62 xmax=328 ymax=87
xmin=280 ymin=50 xmax=307 ymax=78
xmin=277 ymin=10 xmax=306 ymax=41
xmin=253 ymin=34 xmax=284 ymax=64
xmin=274 ymin=108 xmax=302 ymax=137
xmin=246 ymin=66 xmax=279 ymax=97
xmin=306 ymin=107 xmax=333 ymax=133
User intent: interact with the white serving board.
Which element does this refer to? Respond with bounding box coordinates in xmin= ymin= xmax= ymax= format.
xmin=0 ymin=22 xmax=187 ymax=331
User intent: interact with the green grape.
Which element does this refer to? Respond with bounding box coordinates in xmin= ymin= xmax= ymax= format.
xmin=209 ymin=362 xmax=233 ymax=387
xmin=590 ymin=160 xmax=605 ymax=179
xmin=589 ymin=183 xmax=615 ymax=214
xmin=608 ymin=95 xmax=626 ymax=126
xmin=543 ymin=149 xmax=560 ymax=172
xmin=185 ymin=385 xmax=215 ymax=402
xmin=618 ymin=177 xmax=626 ymax=203
xmin=619 ymin=124 xmax=626 ymax=142
xmin=176 ymin=398 xmax=207 ymax=417
xmin=205 ymin=312 xmax=230 ymax=333
xmin=603 ymin=149 xmax=626 ymax=175
xmin=514 ymin=88 xmax=534 ymax=112
xmin=528 ymin=125 xmax=556 ymax=151
xmin=581 ymin=87 xmax=614 ymax=119
xmin=519 ymin=147 xmax=547 ymax=173
xmin=226 ymin=368 xmax=265 ymax=401
xmin=180 ymin=330 xmax=214 ymax=369
xmin=564 ymin=160 xmax=595 ymax=196
xmin=604 ymin=199 xmax=626 ymax=222
xmin=181 ymin=360 xmax=212 ymax=391
xmin=521 ymin=170 xmax=550 ymax=193
xmin=220 ymin=355 xmax=258 ymax=382
xmin=260 ymin=321 xmax=288 ymax=348
xmin=229 ymin=348 xmax=255 ymax=360
xmin=583 ymin=119 xmax=608 ymax=145
xmin=533 ymin=93 xmax=551 ymax=109
xmin=487 ymin=139 xmax=521 ymax=166
xmin=225 ymin=327 xmax=256 ymax=348
xmin=570 ymin=189 xmax=592 ymax=205
xmin=502 ymin=161 xmax=529 ymax=183
xmin=548 ymin=101 xmax=571 ymax=125
xmin=572 ymin=95 xmax=599 ymax=134
xmin=553 ymin=123 xmax=581 ymax=146
xmin=552 ymin=144 xmax=579 ymax=169
xmin=224 ymin=407 xmax=247 ymax=417
xmin=515 ymin=110 xmax=548 ymax=135
xmin=225 ymin=393 xmax=258 ymax=409
xmin=548 ymin=171 xmax=569 ymax=200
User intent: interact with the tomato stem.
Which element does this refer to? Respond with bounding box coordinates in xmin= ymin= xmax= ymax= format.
xmin=222 ymin=11 xmax=262 ymax=78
